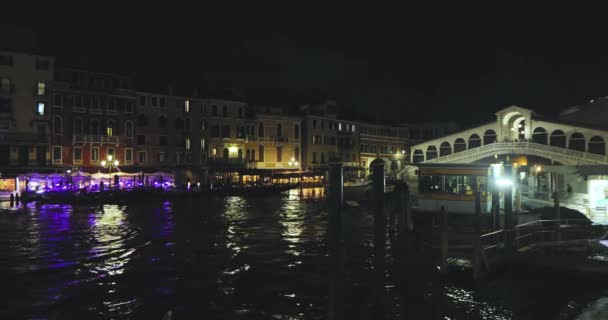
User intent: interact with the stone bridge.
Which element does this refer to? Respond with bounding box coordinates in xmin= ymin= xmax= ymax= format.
xmin=411 ymin=106 xmax=608 ymax=165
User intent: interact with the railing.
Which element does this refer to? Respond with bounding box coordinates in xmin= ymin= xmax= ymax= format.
xmin=0 ymin=132 xmax=48 ymax=143
xmin=423 ymin=141 xmax=608 ymax=165
xmin=73 ymin=135 xmax=119 ymax=144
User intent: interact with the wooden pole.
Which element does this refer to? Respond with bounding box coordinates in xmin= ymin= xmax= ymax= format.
xmin=473 ymin=191 xmax=482 ymax=280
xmin=553 ymin=191 xmax=561 ymax=242
xmin=371 ymin=158 xmax=386 ymax=319
xmin=328 ymin=162 xmax=344 ymax=320
xmin=439 ymin=205 xmax=448 ymax=275
xmin=504 ymin=165 xmax=514 ymax=251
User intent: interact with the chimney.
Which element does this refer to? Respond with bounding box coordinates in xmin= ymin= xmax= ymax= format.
xmin=167 ymin=85 xmax=173 ymax=96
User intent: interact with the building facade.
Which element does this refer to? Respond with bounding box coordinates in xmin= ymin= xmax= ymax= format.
xmin=300 ymin=101 xmax=339 ymax=171
xmin=359 ymin=123 xmax=409 ymax=178
xmin=251 ymin=106 xmax=302 ymax=170
xmin=49 ymin=68 xmax=136 ymax=172
xmin=0 ymin=51 xmax=54 ymax=169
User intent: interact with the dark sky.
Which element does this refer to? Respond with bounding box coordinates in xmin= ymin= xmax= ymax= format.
xmin=2 ymin=6 xmax=607 ymax=125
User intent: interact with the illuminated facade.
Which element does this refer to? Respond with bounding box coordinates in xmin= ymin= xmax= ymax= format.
xmin=299 ymin=101 xmax=339 ymax=171
xmin=0 ymin=51 xmax=54 ymax=169
xmin=251 ymin=106 xmax=302 ymax=170
xmin=49 ymin=68 xmax=136 ymax=171
xmin=359 ymin=123 xmax=409 ymax=178
xmin=205 ymin=98 xmax=252 ymax=169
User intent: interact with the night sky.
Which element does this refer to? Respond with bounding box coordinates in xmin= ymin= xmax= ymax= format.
xmin=2 ymin=6 xmax=608 ymax=125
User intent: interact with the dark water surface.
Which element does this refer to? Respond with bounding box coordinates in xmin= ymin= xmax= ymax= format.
xmin=0 ymin=188 xmax=606 ymax=319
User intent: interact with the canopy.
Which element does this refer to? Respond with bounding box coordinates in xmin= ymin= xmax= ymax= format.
xmin=70 ymin=171 xmax=91 ymax=178
xmin=91 ymin=172 xmax=110 ymax=180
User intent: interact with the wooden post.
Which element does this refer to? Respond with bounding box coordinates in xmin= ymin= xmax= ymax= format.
xmin=371 ymin=158 xmax=386 ymax=319
xmin=492 ymin=190 xmax=500 ymax=231
xmin=553 ymin=191 xmax=561 ymax=242
xmin=473 ymin=191 xmax=482 ymax=280
xmin=504 ymin=165 xmax=514 ymax=251
xmin=439 ymin=205 xmax=448 ymax=275
xmin=328 ymin=162 xmax=344 ymax=320
xmin=396 ymin=182 xmax=411 ymax=319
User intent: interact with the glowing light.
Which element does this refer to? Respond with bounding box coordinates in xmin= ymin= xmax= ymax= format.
xmin=107 ymin=155 xmax=113 ymax=161
xmin=495 ymin=178 xmax=513 ymax=187
xmin=536 ymin=165 xmax=542 ymax=172
xmin=113 ymin=160 xmax=119 ymax=166
xmin=518 ymin=124 xmax=522 ymax=128
xmin=229 ymin=146 xmax=238 ymax=153
xmin=101 ymin=160 xmax=107 ymax=167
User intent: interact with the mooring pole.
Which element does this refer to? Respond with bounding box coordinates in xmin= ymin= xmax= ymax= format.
xmin=473 ymin=190 xmax=482 ymax=280
xmin=371 ymin=158 xmax=386 ymax=319
xmin=328 ymin=162 xmax=344 ymax=320
xmin=553 ymin=191 xmax=561 ymax=242
xmin=504 ymin=165 xmax=514 ymax=251
xmin=397 ymin=182 xmax=412 ymax=319
xmin=439 ymin=206 xmax=448 ymax=275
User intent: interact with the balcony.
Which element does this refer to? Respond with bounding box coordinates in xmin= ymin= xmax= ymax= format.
xmin=208 ymin=158 xmax=248 ymax=169
xmin=0 ymin=131 xmax=47 ymax=144
xmin=73 ymin=134 xmax=119 ymax=145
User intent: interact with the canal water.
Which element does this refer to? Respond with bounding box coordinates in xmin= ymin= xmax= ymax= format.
xmin=0 ymin=188 xmax=606 ymax=319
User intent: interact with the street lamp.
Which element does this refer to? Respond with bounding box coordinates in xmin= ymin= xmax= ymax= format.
xmin=288 ymin=157 xmax=299 ymax=168
xmin=101 ymin=155 xmax=120 ymax=188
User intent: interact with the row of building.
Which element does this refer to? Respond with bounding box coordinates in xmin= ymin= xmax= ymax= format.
xmin=0 ymin=50 xmax=457 ymax=185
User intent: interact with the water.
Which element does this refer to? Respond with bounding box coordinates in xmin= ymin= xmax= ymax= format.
xmin=0 ymin=189 xmax=606 ymax=319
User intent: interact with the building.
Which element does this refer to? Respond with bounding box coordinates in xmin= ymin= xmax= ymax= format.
xmin=0 ymin=51 xmax=54 ymax=170
xmin=135 ymin=89 xmax=207 ymax=182
xmin=403 ymin=121 xmax=459 ymax=145
xmin=251 ymin=106 xmax=302 ymax=170
xmin=300 ymin=100 xmax=339 ymax=171
xmin=205 ymin=98 xmax=252 ymax=170
xmin=49 ymin=68 xmax=136 ymax=172
xmin=359 ymin=123 xmax=409 ymax=178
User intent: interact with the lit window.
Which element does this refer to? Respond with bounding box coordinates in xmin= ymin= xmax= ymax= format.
xmin=185 ymin=137 xmax=191 ymax=150
xmin=352 ymin=125 xmax=356 ymax=132
xmin=52 ymin=146 xmax=62 ymax=164
xmin=184 ymin=100 xmax=190 ymax=113
xmin=91 ymin=147 xmax=99 ymax=163
xmin=106 ymin=120 xmax=114 ymax=136
xmin=125 ymin=148 xmax=133 ymax=164
xmin=338 ymin=123 xmax=342 ymax=131
xmin=37 ymin=102 xmax=45 ymax=116
xmin=37 ymin=82 xmax=45 ymax=95
xmin=138 ymin=151 xmax=147 ymax=164
xmin=212 ymin=148 xmax=217 ymax=156
xmin=200 ymin=138 xmax=205 ymax=150
xmin=73 ymin=147 xmax=82 ymax=164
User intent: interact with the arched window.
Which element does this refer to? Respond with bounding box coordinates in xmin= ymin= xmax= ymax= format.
xmin=439 ymin=142 xmax=452 ymax=156
xmin=157 ymin=116 xmax=167 ymax=128
xmin=569 ymin=132 xmax=585 ymax=151
xmin=223 ymin=148 xmax=229 ymax=159
xmin=137 ymin=114 xmax=148 ymax=127
xmin=454 ymin=138 xmax=466 ymax=153
xmin=246 ymin=149 xmax=251 ymax=162
xmin=588 ymin=136 xmax=605 ymax=155
xmin=532 ymin=127 xmax=548 ymax=145
xmin=175 ymin=117 xmax=184 ymax=130
xmin=550 ymin=130 xmax=566 ymax=148
xmin=483 ymin=130 xmax=497 ymax=145
xmin=294 ymin=124 xmax=300 ymax=139
xmin=91 ymin=119 xmax=99 ymax=135
xmin=73 ymin=117 xmax=82 ymax=135
xmin=468 ymin=134 xmax=481 ymax=148
xmin=426 ymin=145 xmax=438 ymax=160
xmin=258 ymin=122 xmax=265 ymax=137
xmin=53 ymin=116 xmax=62 ymax=135
xmin=125 ymin=121 xmax=133 ymax=137
xmin=251 ymin=149 xmax=256 ymax=162
xmin=259 ymin=145 xmax=264 ymax=162
xmin=413 ymin=149 xmax=424 ymax=163
xmin=106 ymin=119 xmax=115 ymax=136
xmin=276 ymin=123 xmax=282 ymax=137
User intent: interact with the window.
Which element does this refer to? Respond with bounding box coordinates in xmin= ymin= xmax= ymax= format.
xmin=37 ymin=82 xmax=45 ymax=95
xmin=158 ymin=152 xmax=167 ymax=163
xmin=352 ymin=124 xmax=356 ymax=132
xmin=211 ymin=126 xmax=220 ymax=138
xmin=312 ymin=119 xmax=317 ymax=129
xmin=185 ymin=137 xmax=191 ymax=150
xmin=137 ymin=135 xmax=146 ymax=145
xmin=125 ymin=121 xmax=133 ymax=137
xmin=91 ymin=119 xmax=99 ymax=135
xmin=175 ymin=117 xmax=184 ymax=130
xmin=159 ymin=97 xmax=165 ymax=107
xmin=295 ymin=148 xmax=299 ymax=161
xmin=36 ymin=125 xmax=45 ymax=136
xmin=73 ymin=117 xmax=82 ymax=134
xmin=201 ymin=120 xmax=207 ymax=131
xmin=53 ymin=94 xmax=63 ymax=106
xmin=277 ymin=146 xmax=282 ymax=162
xmin=321 ymin=152 xmax=326 ymax=164
xmin=157 ymin=116 xmax=167 ymax=128
xmin=0 ymin=55 xmax=13 ymax=66
xmin=276 ymin=123 xmax=282 ymax=137
xmin=37 ymin=102 xmax=46 ymax=116
xmin=125 ymin=148 xmax=133 ymax=164
xmin=184 ymin=118 xmax=191 ymax=131
xmin=259 ymin=145 xmax=264 ymax=161
xmin=321 ymin=120 xmax=325 ymax=129
xmin=237 ymin=126 xmax=246 ymax=139
xmin=107 ymin=148 xmax=115 ymax=158
xmin=151 ymin=96 xmax=157 ymax=107
xmin=35 ymin=59 xmax=49 ymax=70
xmin=212 ymin=105 xmax=218 ymax=116
xmin=222 ymin=106 xmax=227 ymax=117
xmin=73 ymin=147 xmax=82 ymax=164
xmin=52 ymin=146 xmax=62 ymax=164
xmin=222 ymin=125 xmax=230 ymax=138
xmin=212 ymin=148 xmax=217 ymax=157
xmin=53 ymin=116 xmax=62 ymax=135
xmin=184 ymin=100 xmax=190 ymax=112
xmin=200 ymin=138 xmax=206 ymax=150
xmin=338 ymin=122 xmax=342 ymax=131
xmin=294 ymin=124 xmax=300 ymax=139
xmin=138 ymin=151 xmax=147 ymax=164
xmin=91 ymin=147 xmax=99 ymax=163
xmin=139 ymin=95 xmax=147 ymax=105
xmin=125 ymin=102 xmax=134 ymax=113
xmin=312 ymin=152 xmax=317 ymax=163
xmin=258 ymin=123 xmax=264 ymax=137
xmin=106 ymin=120 xmax=115 ymax=136
xmin=159 ymin=135 xmax=168 ymax=146
xmin=0 ymin=98 xmax=11 ymax=113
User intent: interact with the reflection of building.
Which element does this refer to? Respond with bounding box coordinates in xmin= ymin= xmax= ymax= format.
xmin=0 ymin=51 xmax=54 ymax=169
xmin=49 ymin=68 xmax=136 ymax=171
xmin=251 ymin=106 xmax=302 ymax=170
xmin=359 ymin=123 xmax=409 ymax=178
xmin=300 ymin=100 xmax=338 ymax=171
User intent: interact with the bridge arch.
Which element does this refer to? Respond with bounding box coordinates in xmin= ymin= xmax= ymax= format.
xmin=550 ymin=130 xmax=566 ymax=148
xmin=439 ymin=141 xmax=452 ymax=156
xmin=426 ymin=145 xmax=438 ymax=160
xmin=483 ymin=129 xmax=497 ymax=145
xmin=453 ymin=138 xmax=466 ymax=153
xmin=532 ymin=127 xmax=548 ymax=145
xmin=588 ymin=136 xmax=605 ymax=155
xmin=468 ymin=134 xmax=481 ymax=148
xmin=413 ymin=149 xmax=424 ymax=163
xmin=569 ymin=132 xmax=585 ymax=151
